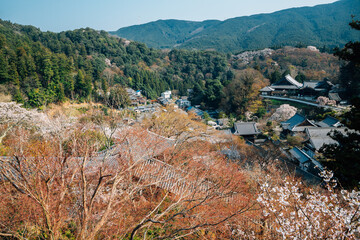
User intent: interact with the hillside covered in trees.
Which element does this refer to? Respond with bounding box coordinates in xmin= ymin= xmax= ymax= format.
xmin=110 ymin=0 xmax=360 ymax=53
xmin=0 ymin=18 xmax=341 ymax=116
xmin=231 ymin=47 xmax=340 ymax=84
xmin=0 ymin=19 xmax=233 ymax=108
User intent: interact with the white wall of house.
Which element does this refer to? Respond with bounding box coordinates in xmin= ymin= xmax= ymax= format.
xmin=161 ymin=90 xmax=172 ymax=99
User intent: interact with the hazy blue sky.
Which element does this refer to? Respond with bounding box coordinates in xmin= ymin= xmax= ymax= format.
xmin=0 ymin=0 xmax=338 ymax=32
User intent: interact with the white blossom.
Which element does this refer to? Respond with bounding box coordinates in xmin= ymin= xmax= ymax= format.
xmin=0 ymin=102 xmax=75 ymax=138
xmin=257 ymin=173 xmax=360 ymax=239
xmin=317 ymin=96 xmax=337 ymax=106
xmin=269 ymin=104 xmax=297 ymax=121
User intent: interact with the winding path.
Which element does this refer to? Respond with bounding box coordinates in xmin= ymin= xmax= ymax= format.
xmin=261 ymin=96 xmax=345 ymax=111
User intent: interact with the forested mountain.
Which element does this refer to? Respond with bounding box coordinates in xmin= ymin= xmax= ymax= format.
xmin=110 ymin=0 xmax=360 ymax=53
xmin=110 ymin=19 xmax=220 ymax=50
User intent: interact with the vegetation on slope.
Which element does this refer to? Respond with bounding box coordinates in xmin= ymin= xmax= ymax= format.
xmin=0 ymin=102 xmax=359 ymax=239
xmin=232 ymin=47 xmax=340 ymax=83
xmin=111 ymin=0 xmax=360 ymax=53
xmin=109 ymin=19 xmax=220 ymax=49
xmin=0 ymin=19 xmax=232 ymax=109
xmin=0 ymin=18 xmax=342 ymax=117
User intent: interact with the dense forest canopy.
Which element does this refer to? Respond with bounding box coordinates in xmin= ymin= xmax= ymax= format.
xmin=0 ymin=19 xmax=233 ymax=108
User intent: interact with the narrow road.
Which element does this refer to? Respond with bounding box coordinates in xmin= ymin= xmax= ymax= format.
xmin=261 ymin=96 xmax=345 ymax=111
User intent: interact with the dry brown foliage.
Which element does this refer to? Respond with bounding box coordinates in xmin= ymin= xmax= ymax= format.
xmin=0 ymin=113 xmax=256 ymax=239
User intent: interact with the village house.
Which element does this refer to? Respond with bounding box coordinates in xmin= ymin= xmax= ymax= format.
xmin=281 ymin=114 xmax=344 ymax=164
xmin=233 ymin=122 xmax=261 ymax=142
xmin=289 ymin=146 xmax=323 ymax=175
xmin=281 ymin=113 xmax=317 ymax=133
xmin=158 ymin=97 xmax=171 ymax=105
xmin=281 ymin=114 xmax=342 ymax=135
xmin=187 ymin=106 xmax=204 ymax=118
xmin=260 ymin=74 xmax=335 ymax=99
xmin=287 ymin=126 xmax=347 ymax=176
xmin=299 ymin=80 xmax=333 ymax=97
xmin=316 ymin=116 xmax=342 ymax=128
xmin=176 ymin=98 xmax=191 ymax=108
xmin=276 ymin=106 xmax=351 ymax=180
xmin=132 ymin=103 xmax=160 ymax=113
xmin=158 ymin=90 xmax=173 ymax=105
xmin=126 ymin=88 xmax=147 ymax=105
xmin=328 ymin=92 xmax=342 ymax=103
xmin=161 ymin=90 xmax=172 ymax=99
xmin=303 ymin=127 xmax=347 ymax=153
xmin=261 ymin=74 xmax=303 ymax=96
xmin=259 ymin=86 xmax=275 ymax=96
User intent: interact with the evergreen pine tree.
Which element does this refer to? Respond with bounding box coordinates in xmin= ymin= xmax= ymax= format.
xmin=0 ymin=51 xmax=9 ymax=83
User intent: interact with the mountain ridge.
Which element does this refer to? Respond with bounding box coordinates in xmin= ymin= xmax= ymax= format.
xmin=110 ymin=0 xmax=360 ymax=52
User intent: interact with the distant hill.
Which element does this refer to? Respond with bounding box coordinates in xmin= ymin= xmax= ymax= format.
xmin=110 ymin=0 xmax=360 ymax=53
xmin=110 ymin=19 xmax=220 ymax=50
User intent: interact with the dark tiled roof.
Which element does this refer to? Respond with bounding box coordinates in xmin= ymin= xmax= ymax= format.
xmin=302 ymin=80 xmax=333 ymax=90
xmin=234 ymin=122 xmax=261 ymax=136
xmin=302 ymin=81 xmax=318 ymax=89
xmin=289 ymin=147 xmax=324 ymax=175
xmin=260 ymin=86 xmax=274 ymax=92
xmin=187 ymin=107 xmax=203 ymax=116
xmin=328 ymin=92 xmax=341 ymax=101
xmin=272 ymin=74 xmax=302 ymax=88
xmin=317 ymin=116 xmax=341 ymax=128
xmin=271 ymin=85 xmax=300 ymax=90
xmin=281 ymin=113 xmax=306 ymax=131
xmin=316 ymin=80 xmax=333 ymax=89
xmin=289 ymin=147 xmax=312 ymax=164
xmin=305 ymin=127 xmax=347 ymax=151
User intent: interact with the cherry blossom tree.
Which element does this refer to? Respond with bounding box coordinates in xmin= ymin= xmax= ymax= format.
xmin=256 ymin=170 xmax=360 ymax=239
xmin=269 ymin=104 xmax=297 ymax=121
xmin=0 ymin=102 xmax=74 ymax=144
xmin=317 ymin=96 xmax=337 ymax=106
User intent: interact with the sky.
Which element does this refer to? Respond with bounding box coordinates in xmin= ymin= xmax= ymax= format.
xmin=0 ymin=0 xmax=338 ymax=32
